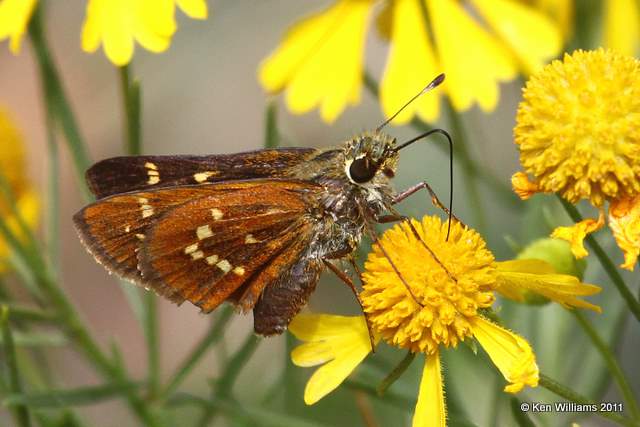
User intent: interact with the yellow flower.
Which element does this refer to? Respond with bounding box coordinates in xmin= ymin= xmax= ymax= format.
xmin=81 ymin=0 xmax=208 ymax=66
xmin=290 ymin=216 xmax=600 ymax=426
xmin=0 ymin=0 xmax=37 ymax=53
xmin=259 ymin=0 xmax=562 ymax=124
xmin=0 ymin=108 xmax=38 ymax=273
xmin=513 ymin=49 xmax=640 ymax=270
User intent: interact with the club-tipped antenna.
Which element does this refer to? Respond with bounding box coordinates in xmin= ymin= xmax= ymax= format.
xmin=395 ymin=128 xmax=454 ymax=240
xmin=376 ymin=73 xmax=445 ymax=133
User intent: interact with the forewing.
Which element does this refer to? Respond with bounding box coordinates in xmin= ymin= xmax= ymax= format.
xmin=132 ymin=180 xmax=320 ymax=312
xmin=86 ymin=148 xmax=318 ymax=199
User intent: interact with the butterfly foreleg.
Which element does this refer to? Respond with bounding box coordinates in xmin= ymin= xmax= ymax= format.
xmin=393 ymin=181 xmax=462 ymax=225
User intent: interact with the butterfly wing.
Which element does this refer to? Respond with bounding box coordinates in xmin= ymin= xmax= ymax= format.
xmin=74 ymin=179 xmax=322 ymax=316
xmin=86 ymin=148 xmax=318 ymax=199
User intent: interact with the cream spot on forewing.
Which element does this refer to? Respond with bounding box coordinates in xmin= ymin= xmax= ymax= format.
xmin=210 ymin=208 xmax=224 ymax=220
xmin=136 ymin=233 xmax=145 ymax=240
xmin=233 ymin=266 xmax=245 ymax=276
xmin=141 ymin=205 xmax=154 ymax=218
xmin=245 ymin=234 xmax=258 ymax=244
xmin=125 ymin=225 xmax=131 ymax=233
xmin=205 ymin=254 xmax=219 ymax=265
xmin=145 ymin=163 xmax=160 ymax=184
xmin=184 ymin=243 xmax=199 ymax=254
xmin=191 ymin=250 xmax=204 ymax=260
xmin=216 ymin=259 xmax=232 ymax=273
xmin=138 ymin=197 xmax=149 ymax=203
xmin=196 ymin=225 xmax=213 ymax=240
xmin=194 ymin=171 xmax=217 ymax=183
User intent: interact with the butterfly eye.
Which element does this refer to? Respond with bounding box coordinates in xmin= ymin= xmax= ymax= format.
xmin=349 ymin=156 xmax=377 ymax=183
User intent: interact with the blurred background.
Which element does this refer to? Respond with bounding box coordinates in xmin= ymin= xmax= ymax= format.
xmin=0 ymin=1 xmax=638 ymax=426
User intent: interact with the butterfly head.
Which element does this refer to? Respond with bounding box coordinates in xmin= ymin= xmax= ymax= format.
xmin=344 ymin=132 xmax=399 ymax=186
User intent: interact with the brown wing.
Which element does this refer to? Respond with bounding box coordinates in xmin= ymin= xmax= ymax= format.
xmin=74 ymin=179 xmax=320 ymax=314
xmin=86 ymin=148 xmax=318 ymax=199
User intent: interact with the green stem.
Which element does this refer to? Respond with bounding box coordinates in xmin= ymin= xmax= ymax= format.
xmin=160 ymin=306 xmax=233 ymax=400
xmin=196 ymin=333 xmax=261 ymax=427
xmin=45 ymin=92 xmax=60 ymax=276
xmin=264 ymin=101 xmax=280 ymax=149
xmin=376 ymin=351 xmax=415 ymax=396
xmin=443 ymin=101 xmax=487 ymax=233
xmin=572 ymin=311 xmax=640 ymax=420
xmin=28 ymin=6 xmax=91 ymax=200
xmin=119 ymin=66 xmax=142 ymax=156
xmin=558 ymin=197 xmax=640 ymax=322
xmin=539 ymin=374 xmax=637 ymax=427
xmin=1 ymin=306 xmax=32 ymax=427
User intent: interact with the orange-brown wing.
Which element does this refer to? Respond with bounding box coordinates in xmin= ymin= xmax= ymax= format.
xmin=74 ymin=179 xmax=322 ymax=314
xmin=137 ymin=182 xmax=319 ymax=312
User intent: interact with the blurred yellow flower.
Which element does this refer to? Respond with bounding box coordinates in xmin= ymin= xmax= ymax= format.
xmin=0 ymin=0 xmax=37 ymax=53
xmin=81 ymin=0 xmax=208 ymax=66
xmin=290 ymin=216 xmax=600 ymax=426
xmin=513 ymin=49 xmax=640 ymax=270
xmin=0 ymin=109 xmax=38 ymax=273
xmin=259 ymin=0 xmax=562 ymax=124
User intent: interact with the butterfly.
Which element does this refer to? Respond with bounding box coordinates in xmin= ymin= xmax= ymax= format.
xmin=73 ymin=74 xmax=452 ymax=337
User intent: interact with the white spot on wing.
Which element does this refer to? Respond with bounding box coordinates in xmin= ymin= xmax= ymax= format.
xmin=184 ymin=243 xmax=199 ymax=254
xmin=232 ymin=266 xmax=245 ymax=276
xmin=191 ymin=250 xmax=204 ymax=260
xmin=194 ymin=171 xmax=217 ymax=183
xmin=245 ymin=234 xmax=258 ymax=244
xmin=210 ymin=208 xmax=224 ymax=220
xmin=196 ymin=225 xmax=213 ymax=240
xmin=216 ymin=259 xmax=231 ymax=273
xmin=145 ymin=162 xmax=158 ymax=170
xmin=205 ymin=254 xmax=219 ymax=265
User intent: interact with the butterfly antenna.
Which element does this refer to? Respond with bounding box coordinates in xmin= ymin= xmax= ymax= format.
xmin=376 ymin=73 xmax=445 ymax=133
xmin=395 ymin=128 xmax=454 ymax=240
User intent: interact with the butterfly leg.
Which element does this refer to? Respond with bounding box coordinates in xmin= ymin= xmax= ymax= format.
xmin=322 ymin=259 xmax=376 ymax=352
xmin=393 ymin=181 xmax=462 ymax=225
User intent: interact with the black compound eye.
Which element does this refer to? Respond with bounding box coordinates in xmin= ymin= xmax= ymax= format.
xmin=349 ymin=156 xmax=377 ymax=183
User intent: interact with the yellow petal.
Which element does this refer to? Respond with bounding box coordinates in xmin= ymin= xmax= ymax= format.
xmin=427 ymin=0 xmax=516 ymax=112
xmin=496 ymin=260 xmax=602 ymax=312
xmin=609 ymin=195 xmax=640 ymax=271
xmin=511 ymin=172 xmax=541 ymax=200
xmin=604 ymin=0 xmax=640 ymax=56
xmin=534 ymin=0 xmax=573 ymax=39
xmin=0 ymin=189 xmax=39 ymax=273
xmin=134 ymin=0 xmax=174 ymax=53
xmin=551 ymin=211 xmax=605 ymax=259
xmin=81 ymin=0 xmax=102 ymax=53
xmin=177 ymin=0 xmax=208 ymax=19
xmin=289 ymin=314 xmax=376 ymax=405
xmin=412 ymin=352 xmax=446 ymax=427
xmin=471 ymin=0 xmax=562 ymax=74
xmin=258 ymin=0 xmax=372 ymax=123
xmin=379 ymin=0 xmax=441 ymax=124
xmin=0 ymin=0 xmax=37 ymax=54
xmin=472 ymin=317 xmax=539 ymax=393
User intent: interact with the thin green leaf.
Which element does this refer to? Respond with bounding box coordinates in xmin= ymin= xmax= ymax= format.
xmin=1 ymin=306 xmax=32 ymax=427
xmin=264 ymin=101 xmax=280 ymax=149
xmin=3 ymin=382 xmax=142 ymax=408
xmin=1 ymin=331 xmax=67 ymax=347
xmin=377 ymin=351 xmax=415 ymax=396
xmin=0 ymin=304 xmax=57 ymax=324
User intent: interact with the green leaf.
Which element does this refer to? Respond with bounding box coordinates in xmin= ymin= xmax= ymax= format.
xmin=3 ymin=382 xmax=142 ymax=408
xmin=1 ymin=306 xmax=32 ymax=427
xmin=1 ymin=331 xmax=67 ymax=347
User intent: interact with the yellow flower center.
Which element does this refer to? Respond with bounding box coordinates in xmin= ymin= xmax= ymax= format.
xmin=515 ymin=49 xmax=640 ymax=207
xmin=361 ymin=216 xmax=496 ymax=354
